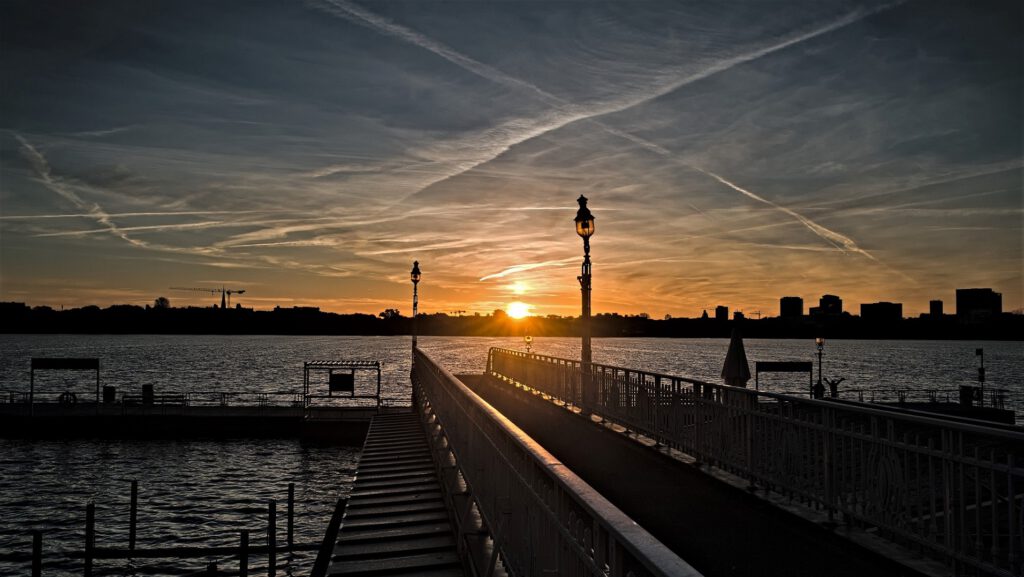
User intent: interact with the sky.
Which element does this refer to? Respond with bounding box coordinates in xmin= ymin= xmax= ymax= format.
xmin=1 ymin=0 xmax=1021 ymax=318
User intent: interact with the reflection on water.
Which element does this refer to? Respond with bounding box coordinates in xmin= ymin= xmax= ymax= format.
xmin=0 ymin=335 xmax=1020 ymax=576
xmin=0 ymin=439 xmax=358 ymax=576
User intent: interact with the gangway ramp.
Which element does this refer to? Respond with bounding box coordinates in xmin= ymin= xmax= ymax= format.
xmin=324 ymin=412 xmax=465 ymax=577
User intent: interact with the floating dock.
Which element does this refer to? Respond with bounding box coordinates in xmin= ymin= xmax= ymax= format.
xmin=324 ymin=412 xmax=464 ymax=577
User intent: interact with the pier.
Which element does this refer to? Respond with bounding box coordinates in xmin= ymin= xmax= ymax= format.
xmin=320 ymin=347 xmax=1022 ymax=577
xmin=5 ymin=348 xmax=1022 ymax=576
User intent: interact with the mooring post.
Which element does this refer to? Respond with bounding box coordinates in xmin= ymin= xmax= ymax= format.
xmin=129 ymin=480 xmax=138 ymax=551
xmin=206 ymin=561 xmax=217 ymax=575
xmin=85 ymin=501 xmax=95 ymax=577
xmin=287 ymin=483 xmax=294 ymax=551
xmin=240 ymin=530 xmax=249 ymax=577
xmin=268 ymin=499 xmax=276 ymax=577
xmin=32 ymin=530 xmax=42 ymax=577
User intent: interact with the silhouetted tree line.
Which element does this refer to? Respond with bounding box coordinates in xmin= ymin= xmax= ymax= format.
xmin=1 ymin=301 xmax=1020 ymax=339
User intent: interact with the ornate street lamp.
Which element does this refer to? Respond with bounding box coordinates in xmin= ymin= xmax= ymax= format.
xmin=814 ymin=337 xmax=825 ymax=399
xmin=411 ymin=261 xmax=421 ymax=353
xmin=574 ymin=195 xmax=595 ymax=410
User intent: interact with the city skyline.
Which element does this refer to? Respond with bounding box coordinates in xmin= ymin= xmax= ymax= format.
xmin=2 ymin=1 xmax=1022 ymax=318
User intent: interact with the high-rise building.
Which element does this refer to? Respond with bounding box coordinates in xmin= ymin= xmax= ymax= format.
xmin=929 ymin=300 xmax=943 ymax=318
xmin=780 ymin=296 xmax=803 ymax=318
xmin=860 ymin=302 xmax=903 ymax=322
xmin=715 ymin=305 xmax=729 ymax=321
xmin=811 ymin=294 xmax=843 ymax=316
xmin=956 ymin=288 xmax=1002 ymax=322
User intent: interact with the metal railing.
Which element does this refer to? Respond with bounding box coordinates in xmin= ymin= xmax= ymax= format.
xmin=413 ymin=347 xmax=701 ymax=577
xmin=487 ymin=348 xmax=1024 ymax=577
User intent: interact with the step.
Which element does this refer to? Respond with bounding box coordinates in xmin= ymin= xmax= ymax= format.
xmin=327 ymin=550 xmax=461 ymax=576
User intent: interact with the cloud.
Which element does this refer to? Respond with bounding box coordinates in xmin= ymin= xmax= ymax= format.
xmin=479 ymin=258 xmax=578 ymax=281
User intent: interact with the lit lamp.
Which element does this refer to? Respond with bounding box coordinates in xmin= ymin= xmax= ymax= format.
xmin=411 ymin=261 xmax=421 ymax=353
xmin=574 ymin=195 xmax=595 ymax=411
xmin=814 ymin=337 xmax=825 ymax=399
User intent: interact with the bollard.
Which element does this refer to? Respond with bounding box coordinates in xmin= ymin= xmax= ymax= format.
xmin=206 ymin=561 xmax=218 ymax=575
xmin=129 ymin=480 xmax=138 ymax=551
xmin=287 ymin=483 xmax=294 ymax=551
xmin=85 ymin=501 xmax=95 ymax=577
xmin=32 ymin=530 xmax=42 ymax=577
xmin=267 ymin=500 xmax=276 ymax=577
xmin=240 ymin=530 xmax=249 ymax=577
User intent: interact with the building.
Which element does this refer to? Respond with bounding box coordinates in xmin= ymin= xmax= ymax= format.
xmin=733 ymin=311 xmax=745 ymax=320
xmin=779 ymin=296 xmax=803 ymax=318
xmin=929 ymin=300 xmax=943 ymax=318
xmin=860 ymin=302 xmax=903 ymax=322
xmin=715 ymin=306 xmax=729 ymax=321
xmin=810 ymin=294 xmax=842 ymax=316
xmin=956 ymin=288 xmax=1002 ymax=322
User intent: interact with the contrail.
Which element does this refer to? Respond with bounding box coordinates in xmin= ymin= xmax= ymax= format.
xmin=313 ymin=0 xmax=564 ymax=107
xmin=696 ymin=168 xmax=878 ymax=260
xmin=15 ymin=134 xmax=149 ymax=248
xmin=313 ymin=0 xmax=903 ymax=203
xmin=313 ymin=0 xmax=900 ymax=262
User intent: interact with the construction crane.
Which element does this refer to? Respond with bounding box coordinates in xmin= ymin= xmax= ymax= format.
xmin=170 ymin=286 xmax=246 ymax=309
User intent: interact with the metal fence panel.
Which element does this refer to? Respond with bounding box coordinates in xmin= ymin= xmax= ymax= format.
xmin=487 ymin=347 xmax=1024 ymax=577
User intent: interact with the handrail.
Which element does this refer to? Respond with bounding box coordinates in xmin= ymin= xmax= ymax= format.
xmin=487 ymin=347 xmax=1024 ymax=577
xmin=413 ymin=347 xmax=701 ymax=577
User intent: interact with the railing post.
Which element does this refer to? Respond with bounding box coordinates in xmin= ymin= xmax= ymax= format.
xmin=267 ymin=499 xmax=276 ymax=577
xmin=85 ymin=501 xmax=95 ymax=577
xmin=129 ymin=480 xmax=138 ymax=551
xmin=287 ymin=483 xmax=294 ymax=551
xmin=824 ymin=408 xmax=835 ymax=523
xmin=32 ymin=530 xmax=42 ymax=577
xmin=240 ymin=530 xmax=249 ymax=577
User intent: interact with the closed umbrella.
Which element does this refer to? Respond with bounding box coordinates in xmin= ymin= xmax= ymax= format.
xmin=722 ymin=327 xmax=751 ymax=387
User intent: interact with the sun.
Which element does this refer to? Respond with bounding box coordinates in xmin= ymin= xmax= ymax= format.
xmin=506 ymin=301 xmax=531 ymax=319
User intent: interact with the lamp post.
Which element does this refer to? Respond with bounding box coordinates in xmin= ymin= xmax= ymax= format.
xmin=411 ymin=261 xmax=421 ymax=355
xmin=574 ymin=195 xmax=595 ymax=411
xmin=814 ymin=337 xmax=825 ymax=399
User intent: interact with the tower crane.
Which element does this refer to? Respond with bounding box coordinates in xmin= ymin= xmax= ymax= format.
xmin=170 ymin=287 xmax=246 ymax=309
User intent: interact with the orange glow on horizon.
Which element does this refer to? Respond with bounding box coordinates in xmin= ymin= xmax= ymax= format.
xmin=506 ymin=301 xmax=532 ymax=319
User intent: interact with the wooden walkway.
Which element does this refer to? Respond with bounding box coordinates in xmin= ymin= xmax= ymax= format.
xmin=325 ymin=412 xmax=465 ymax=577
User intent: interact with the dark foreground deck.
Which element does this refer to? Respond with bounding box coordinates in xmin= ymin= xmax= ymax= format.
xmin=324 ymin=412 xmax=465 ymax=577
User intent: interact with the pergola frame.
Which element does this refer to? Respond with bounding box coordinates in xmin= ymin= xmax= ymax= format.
xmin=303 ymin=360 xmax=381 ymax=409
xmin=29 ymin=358 xmax=100 ymax=416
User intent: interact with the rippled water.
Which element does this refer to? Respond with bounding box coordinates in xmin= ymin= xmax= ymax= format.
xmin=0 ymin=335 xmax=1020 ymax=576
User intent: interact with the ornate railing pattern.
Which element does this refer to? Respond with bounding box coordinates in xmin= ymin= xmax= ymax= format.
xmin=412 ymin=347 xmax=701 ymax=577
xmin=487 ymin=347 xmax=1024 ymax=577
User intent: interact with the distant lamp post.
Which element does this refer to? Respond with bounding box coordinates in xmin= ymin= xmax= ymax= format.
xmin=814 ymin=337 xmax=825 ymax=399
xmin=411 ymin=261 xmax=421 ymax=353
xmin=574 ymin=195 xmax=595 ymax=411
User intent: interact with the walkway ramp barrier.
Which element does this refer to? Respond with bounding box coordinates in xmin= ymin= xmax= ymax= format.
xmin=413 ymin=347 xmax=701 ymax=577
xmin=487 ymin=347 xmax=1024 ymax=577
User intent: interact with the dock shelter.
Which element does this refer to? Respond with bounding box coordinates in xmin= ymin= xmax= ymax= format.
xmin=303 ymin=360 xmax=381 ymax=409
xmin=29 ymin=358 xmax=100 ymax=415
xmin=753 ymin=361 xmax=813 ymax=396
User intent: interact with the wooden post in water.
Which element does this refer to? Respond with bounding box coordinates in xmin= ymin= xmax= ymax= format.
xmin=240 ymin=530 xmax=249 ymax=577
xmin=268 ymin=500 xmax=276 ymax=577
xmin=85 ymin=501 xmax=95 ymax=577
xmin=31 ymin=530 xmax=42 ymax=577
xmin=129 ymin=480 xmax=138 ymax=551
xmin=287 ymin=483 xmax=294 ymax=551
